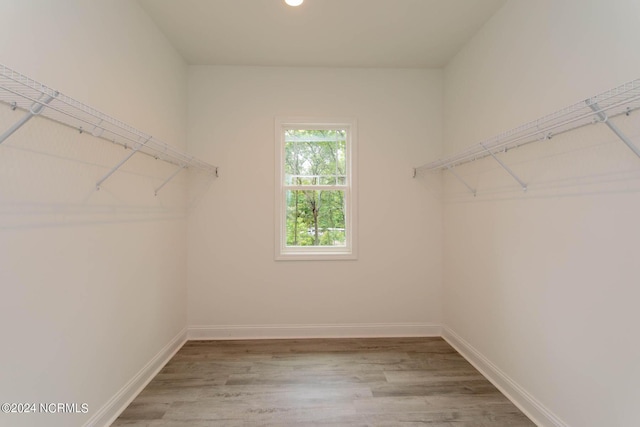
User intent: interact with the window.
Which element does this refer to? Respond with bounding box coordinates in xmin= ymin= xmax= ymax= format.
xmin=275 ymin=118 xmax=357 ymax=260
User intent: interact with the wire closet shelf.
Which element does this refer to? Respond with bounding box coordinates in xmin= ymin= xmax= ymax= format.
xmin=414 ymin=79 xmax=640 ymax=177
xmin=0 ymin=63 xmax=218 ymax=191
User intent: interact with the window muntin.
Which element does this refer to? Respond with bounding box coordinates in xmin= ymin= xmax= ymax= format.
xmin=275 ymin=119 xmax=357 ymax=260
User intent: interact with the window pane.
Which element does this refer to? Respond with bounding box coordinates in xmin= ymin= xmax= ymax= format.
xmin=285 ymin=190 xmax=346 ymax=247
xmin=284 ymin=129 xmax=347 ymax=184
xmin=336 ymin=139 xmax=346 ymax=175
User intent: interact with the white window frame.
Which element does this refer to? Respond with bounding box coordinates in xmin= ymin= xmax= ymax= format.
xmin=275 ymin=117 xmax=358 ymax=261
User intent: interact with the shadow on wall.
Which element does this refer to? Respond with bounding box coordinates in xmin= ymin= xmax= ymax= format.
xmin=415 ymin=112 xmax=640 ymax=203
xmin=0 ymin=108 xmax=215 ymax=229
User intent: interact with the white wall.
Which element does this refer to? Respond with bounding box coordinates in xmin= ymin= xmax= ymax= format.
xmin=187 ymin=66 xmax=443 ymax=335
xmin=0 ymin=1 xmax=189 ymax=426
xmin=442 ymin=1 xmax=640 ymax=426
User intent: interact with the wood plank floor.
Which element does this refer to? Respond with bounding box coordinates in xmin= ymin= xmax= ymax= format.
xmin=112 ymin=337 xmax=534 ymax=426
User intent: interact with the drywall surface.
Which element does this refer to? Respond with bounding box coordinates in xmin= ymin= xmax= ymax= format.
xmin=0 ymin=1 xmax=189 ymax=426
xmin=187 ymin=66 xmax=443 ymax=333
xmin=442 ymin=1 xmax=640 ymax=426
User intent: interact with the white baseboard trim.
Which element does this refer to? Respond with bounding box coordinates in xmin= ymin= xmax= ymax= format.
xmin=442 ymin=327 xmax=568 ymax=427
xmin=84 ymin=327 xmax=187 ymax=427
xmin=82 ymin=324 xmax=564 ymax=427
xmin=188 ymin=323 xmax=442 ymax=340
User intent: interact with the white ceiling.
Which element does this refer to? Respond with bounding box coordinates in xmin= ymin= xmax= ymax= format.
xmin=138 ymin=0 xmax=505 ymax=68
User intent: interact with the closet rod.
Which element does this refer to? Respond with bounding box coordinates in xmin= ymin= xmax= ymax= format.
xmin=414 ymin=79 xmax=640 ymax=174
xmin=0 ymin=63 xmax=218 ymax=184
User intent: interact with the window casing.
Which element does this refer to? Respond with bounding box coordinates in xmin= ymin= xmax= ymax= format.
xmin=275 ymin=118 xmax=357 ymax=260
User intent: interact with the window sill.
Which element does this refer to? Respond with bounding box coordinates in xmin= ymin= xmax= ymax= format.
xmin=275 ymin=251 xmax=358 ymax=261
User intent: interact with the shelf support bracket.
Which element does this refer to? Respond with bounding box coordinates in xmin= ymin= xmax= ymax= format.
xmin=96 ymin=137 xmax=151 ymax=190
xmin=446 ymin=166 xmax=476 ymax=196
xmin=588 ymin=101 xmax=640 ymax=159
xmin=154 ymin=164 xmax=187 ymax=196
xmin=480 ymin=143 xmax=527 ymax=191
xmin=0 ymin=92 xmax=58 ymax=145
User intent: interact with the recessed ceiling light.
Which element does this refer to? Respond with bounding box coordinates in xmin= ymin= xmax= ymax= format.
xmin=285 ymin=0 xmax=304 ymax=6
